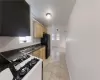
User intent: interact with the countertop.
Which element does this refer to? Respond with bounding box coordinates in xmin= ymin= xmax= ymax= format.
xmin=0 ymin=44 xmax=45 ymax=72
xmin=0 ymin=44 xmax=45 ymax=61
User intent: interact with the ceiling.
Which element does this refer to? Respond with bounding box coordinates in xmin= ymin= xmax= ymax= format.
xmin=26 ymin=0 xmax=74 ymax=28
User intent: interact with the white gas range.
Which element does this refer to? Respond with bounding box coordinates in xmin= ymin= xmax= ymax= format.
xmin=0 ymin=54 xmax=43 ymax=80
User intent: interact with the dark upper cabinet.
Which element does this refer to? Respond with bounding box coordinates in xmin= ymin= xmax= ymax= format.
xmin=0 ymin=0 xmax=30 ymax=36
xmin=0 ymin=2 xmax=2 ymax=34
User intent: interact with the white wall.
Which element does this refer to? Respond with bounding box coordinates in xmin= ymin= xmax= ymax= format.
xmin=0 ymin=8 xmax=40 ymax=52
xmin=66 ymin=0 xmax=100 ymax=80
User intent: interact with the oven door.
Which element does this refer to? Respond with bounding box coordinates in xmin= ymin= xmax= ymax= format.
xmin=22 ymin=60 xmax=42 ymax=80
xmin=0 ymin=68 xmax=13 ymax=80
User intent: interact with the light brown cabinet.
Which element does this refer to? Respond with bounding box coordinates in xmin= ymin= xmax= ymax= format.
xmin=34 ymin=22 xmax=43 ymax=38
xmin=34 ymin=21 xmax=47 ymax=38
xmin=42 ymin=47 xmax=46 ymax=60
xmin=32 ymin=50 xmax=40 ymax=58
xmin=32 ymin=46 xmax=46 ymax=60
xmin=39 ymin=47 xmax=46 ymax=60
xmin=43 ymin=27 xmax=47 ymax=33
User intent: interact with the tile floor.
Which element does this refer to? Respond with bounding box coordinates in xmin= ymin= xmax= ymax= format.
xmin=43 ymin=52 xmax=70 ymax=80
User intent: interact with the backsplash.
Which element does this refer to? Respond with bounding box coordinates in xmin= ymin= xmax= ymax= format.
xmin=0 ymin=37 xmax=40 ymax=52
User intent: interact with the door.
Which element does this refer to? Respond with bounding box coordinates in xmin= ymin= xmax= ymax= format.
xmin=50 ymin=27 xmax=66 ymax=61
xmin=22 ymin=61 xmax=42 ymax=80
xmin=51 ymin=32 xmax=66 ymax=52
xmin=51 ymin=27 xmax=66 ymax=52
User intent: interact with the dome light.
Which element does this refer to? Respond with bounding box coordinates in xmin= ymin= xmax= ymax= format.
xmin=46 ymin=13 xmax=52 ymax=19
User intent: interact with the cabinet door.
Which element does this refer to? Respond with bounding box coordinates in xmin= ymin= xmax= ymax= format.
xmin=0 ymin=2 xmax=2 ymax=34
xmin=39 ymin=47 xmax=46 ymax=60
xmin=42 ymin=47 xmax=46 ymax=60
xmin=33 ymin=51 xmax=39 ymax=58
xmin=40 ymin=24 xmax=43 ymax=37
xmin=34 ymin=22 xmax=43 ymax=38
xmin=1 ymin=1 xmax=30 ymax=36
xmin=34 ymin=22 xmax=39 ymax=38
xmin=39 ymin=48 xmax=43 ymax=59
xmin=42 ymin=27 xmax=45 ymax=33
xmin=43 ymin=27 xmax=47 ymax=33
xmin=45 ymin=28 xmax=47 ymax=33
xmin=32 ymin=47 xmax=46 ymax=60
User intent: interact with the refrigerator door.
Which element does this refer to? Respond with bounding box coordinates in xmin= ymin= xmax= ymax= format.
xmin=46 ymin=34 xmax=50 ymax=58
xmin=41 ymin=34 xmax=50 ymax=59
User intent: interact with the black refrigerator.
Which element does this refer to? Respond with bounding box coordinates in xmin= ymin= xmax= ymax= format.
xmin=41 ymin=33 xmax=50 ymax=59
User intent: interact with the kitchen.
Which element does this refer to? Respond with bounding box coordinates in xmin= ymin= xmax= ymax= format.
xmin=0 ymin=0 xmax=74 ymax=80
xmin=0 ymin=0 xmax=100 ymax=80
xmin=0 ymin=0 xmax=50 ymax=80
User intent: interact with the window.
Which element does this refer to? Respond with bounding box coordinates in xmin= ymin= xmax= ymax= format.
xmin=52 ymin=34 xmax=60 ymax=40
xmin=19 ymin=36 xmax=32 ymax=43
xmin=56 ymin=34 xmax=60 ymax=40
xmin=52 ymin=34 xmax=55 ymax=40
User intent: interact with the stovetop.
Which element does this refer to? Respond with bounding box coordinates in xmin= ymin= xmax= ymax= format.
xmin=12 ymin=55 xmax=30 ymax=66
xmin=14 ymin=58 xmax=39 ymax=80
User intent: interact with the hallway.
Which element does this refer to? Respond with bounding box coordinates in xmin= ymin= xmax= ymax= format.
xmin=43 ymin=52 xmax=69 ymax=80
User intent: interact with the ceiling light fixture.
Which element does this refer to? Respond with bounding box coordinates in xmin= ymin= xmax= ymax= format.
xmin=46 ymin=13 xmax=52 ymax=19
